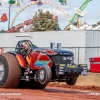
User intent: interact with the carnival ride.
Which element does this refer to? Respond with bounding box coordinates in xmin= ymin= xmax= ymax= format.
xmin=0 ymin=14 xmax=8 ymax=22
xmin=7 ymin=0 xmax=70 ymax=33
xmin=71 ymin=0 xmax=92 ymax=24
xmin=0 ymin=0 xmax=92 ymax=32
xmin=59 ymin=0 xmax=67 ymax=5
xmin=66 ymin=0 xmax=92 ymax=30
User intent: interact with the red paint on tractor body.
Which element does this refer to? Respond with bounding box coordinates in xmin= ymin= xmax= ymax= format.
xmin=16 ymin=54 xmax=26 ymax=68
xmin=28 ymin=50 xmax=53 ymax=70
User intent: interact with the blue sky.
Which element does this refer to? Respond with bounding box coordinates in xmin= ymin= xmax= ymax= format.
xmin=0 ymin=0 xmax=100 ymax=30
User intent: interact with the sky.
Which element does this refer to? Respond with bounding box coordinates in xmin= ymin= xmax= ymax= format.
xmin=0 ymin=0 xmax=100 ymax=30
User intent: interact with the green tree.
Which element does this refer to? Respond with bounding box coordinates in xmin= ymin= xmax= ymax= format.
xmin=92 ymin=21 xmax=100 ymax=27
xmin=0 ymin=30 xmax=6 ymax=33
xmin=30 ymin=9 xmax=61 ymax=31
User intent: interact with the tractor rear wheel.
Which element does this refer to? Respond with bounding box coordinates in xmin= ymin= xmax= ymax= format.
xmin=0 ymin=53 xmax=21 ymax=88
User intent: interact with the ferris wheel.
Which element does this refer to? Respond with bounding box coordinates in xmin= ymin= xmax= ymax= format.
xmin=11 ymin=0 xmax=70 ymax=28
xmin=6 ymin=0 xmax=71 ymax=32
xmin=7 ymin=0 xmax=92 ymax=32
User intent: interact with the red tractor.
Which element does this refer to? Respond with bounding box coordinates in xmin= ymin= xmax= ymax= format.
xmin=0 ymin=40 xmax=88 ymax=89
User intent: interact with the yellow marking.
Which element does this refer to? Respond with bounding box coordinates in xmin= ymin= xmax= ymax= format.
xmin=60 ymin=64 xmax=65 ymax=67
xmin=69 ymin=65 xmax=75 ymax=68
xmin=81 ymin=64 xmax=87 ymax=67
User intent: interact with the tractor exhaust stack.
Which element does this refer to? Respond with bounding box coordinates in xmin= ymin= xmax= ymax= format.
xmin=57 ymin=43 xmax=62 ymax=50
xmin=50 ymin=42 xmax=55 ymax=49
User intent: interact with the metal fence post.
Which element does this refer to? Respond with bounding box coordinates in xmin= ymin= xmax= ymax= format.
xmin=77 ymin=48 xmax=80 ymax=64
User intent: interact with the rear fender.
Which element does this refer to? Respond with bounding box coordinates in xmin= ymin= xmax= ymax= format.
xmin=16 ymin=54 xmax=26 ymax=69
xmin=6 ymin=52 xmax=26 ymax=69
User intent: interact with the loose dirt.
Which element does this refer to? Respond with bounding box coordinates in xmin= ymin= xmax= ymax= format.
xmin=76 ymin=72 xmax=100 ymax=86
xmin=1 ymin=72 xmax=100 ymax=100
xmin=0 ymin=83 xmax=100 ymax=100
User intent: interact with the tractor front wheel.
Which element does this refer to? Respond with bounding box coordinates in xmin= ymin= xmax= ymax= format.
xmin=66 ymin=77 xmax=77 ymax=85
xmin=18 ymin=65 xmax=52 ymax=89
xmin=38 ymin=65 xmax=52 ymax=85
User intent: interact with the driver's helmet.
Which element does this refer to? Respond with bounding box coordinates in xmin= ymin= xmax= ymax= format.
xmin=22 ymin=42 xmax=30 ymax=51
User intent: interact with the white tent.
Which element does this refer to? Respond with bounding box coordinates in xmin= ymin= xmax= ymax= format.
xmin=79 ymin=22 xmax=93 ymax=30
xmin=92 ymin=25 xmax=100 ymax=30
xmin=70 ymin=24 xmax=79 ymax=30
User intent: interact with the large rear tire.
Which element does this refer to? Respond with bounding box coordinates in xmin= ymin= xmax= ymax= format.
xmin=0 ymin=53 xmax=21 ymax=88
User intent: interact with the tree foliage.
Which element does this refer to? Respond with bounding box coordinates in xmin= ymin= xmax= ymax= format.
xmin=30 ymin=9 xmax=61 ymax=31
xmin=0 ymin=30 xmax=6 ymax=33
xmin=92 ymin=21 xmax=100 ymax=27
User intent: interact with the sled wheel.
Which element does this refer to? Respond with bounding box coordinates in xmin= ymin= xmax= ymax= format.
xmin=0 ymin=53 xmax=21 ymax=88
xmin=38 ymin=65 xmax=52 ymax=85
xmin=66 ymin=77 xmax=77 ymax=85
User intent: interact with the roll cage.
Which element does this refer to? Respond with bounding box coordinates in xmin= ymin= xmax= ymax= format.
xmin=15 ymin=40 xmax=36 ymax=55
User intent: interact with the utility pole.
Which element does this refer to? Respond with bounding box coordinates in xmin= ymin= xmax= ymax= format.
xmin=8 ymin=0 xmax=16 ymax=30
xmin=0 ymin=0 xmax=2 ymax=6
xmin=8 ymin=4 xmax=11 ymax=30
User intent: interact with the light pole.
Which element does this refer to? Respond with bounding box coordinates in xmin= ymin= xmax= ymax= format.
xmin=8 ymin=4 xmax=11 ymax=30
xmin=0 ymin=0 xmax=2 ymax=6
xmin=8 ymin=0 xmax=16 ymax=30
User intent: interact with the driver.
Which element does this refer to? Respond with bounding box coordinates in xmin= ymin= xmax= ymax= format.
xmin=23 ymin=44 xmax=30 ymax=50
xmin=21 ymin=42 xmax=31 ymax=56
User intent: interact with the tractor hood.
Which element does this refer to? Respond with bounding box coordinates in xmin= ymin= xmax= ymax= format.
xmin=32 ymin=47 xmax=73 ymax=56
xmin=54 ymin=49 xmax=73 ymax=56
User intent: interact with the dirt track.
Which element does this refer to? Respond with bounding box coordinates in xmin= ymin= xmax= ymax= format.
xmin=0 ymin=83 xmax=100 ymax=100
xmin=76 ymin=72 xmax=100 ymax=86
xmin=1 ymin=72 xmax=100 ymax=100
